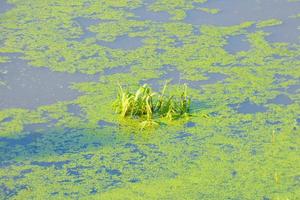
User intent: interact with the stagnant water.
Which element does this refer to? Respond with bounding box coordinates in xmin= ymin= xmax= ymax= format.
xmin=0 ymin=0 xmax=300 ymax=199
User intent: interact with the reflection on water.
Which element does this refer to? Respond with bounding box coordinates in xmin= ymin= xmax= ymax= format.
xmin=0 ymin=55 xmax=98 ymax=109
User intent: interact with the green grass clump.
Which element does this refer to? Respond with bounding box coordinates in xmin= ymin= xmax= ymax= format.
xmin=113 ymin=82 xmax=191 ymax=129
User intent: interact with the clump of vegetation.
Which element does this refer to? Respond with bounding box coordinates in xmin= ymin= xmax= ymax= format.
xmin=113 ymin=82 xmax=191 ymax=129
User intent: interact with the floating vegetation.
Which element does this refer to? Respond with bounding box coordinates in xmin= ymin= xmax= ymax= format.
xmin=113 ymin=82 xmax=191 ymax=129
xmin=1 ymin=0 xmax=300 ymax=199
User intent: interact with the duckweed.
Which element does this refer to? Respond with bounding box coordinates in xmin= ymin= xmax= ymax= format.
xmin=0 ymin=0 xmax=300 ymax=199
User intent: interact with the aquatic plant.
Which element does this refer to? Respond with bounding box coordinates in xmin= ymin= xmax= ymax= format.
xmin=113 ymin=82 xmax=191 ymax=128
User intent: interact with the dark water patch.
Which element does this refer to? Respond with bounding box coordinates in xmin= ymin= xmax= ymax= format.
xmin=98 ymin=120 xmax=116 ymax=128
xmin=0 ymin=52 xmax=22 ymax=58
xmin=0 ymin=57 xmax=98 ymax=109
xmin=267 ymin=94 xmax=293 ymax=105
xmin=192 ymin=26 xmax=201 ymax=35
xmin=67 ymin=104 xmax=84 ymax=116
xmin=274 ymin=73 xmax=294 ymax=83
xmin=72 ymin=17 xmax=101 ymax=41
xmin=184 ymin=121 xmax=196 ymax=128
xmin=230 ymin=100 xmax=267 ymax=114
xmin=0 ymin=117 xmax=13 ymax=123
xmin=287 ymin=84 xmax=300 ymax=94
xmin=224 ymin=35 xmax=250 ymax=54
xmin=209 ymin=112 xmax=218 ymax=117
xmin=96 ymin=166 xmax=122 ymax=176
xmin=266 ymin=120 xmax=281 ymax=125
xmin=129 ymin=178 xmax=140 ymax=183
xmin=0 ymin=132 xmax=41 ymax=161
xmin=189 ymin=100 xmax=213 ymax=114
xmin=219 ymin=144 xmax=235 ymax=154
xmin=141 ymin=65 xmax=226 ymax=90
xmin=185 ymin=73 xmax=227 ymax=89
xmin=160 ymin=65 xmax=181 ymax=83
xmin=83 ymin=154 xmax=94 ymax=160
xmin=13 ymin=169 xmax=33 ymax=180
xmin=263 ymin=17 xmax=300 ymax=43
xmin=0 ymin=127 xmax=120 ymax=162
xmin=31 ymin=160 xmax=70 ymax=169
xmin=185 ymin=0 xmax=300 ymax=26
xmin=23 ymin=123 xmax=50 ymax=132
xmin=124 ymin=143 xmax=147 ymax=158
xmin=67 ymin=168 xmax=80 ymax=176
xmin=231 ymin=170 xmax=237 ymax=177
xmin=106 ymin=169 xmax=122 ymax=176
xmin=174 ymin=131 xmax=193 ymax=140
xmin=131 ymin=5 xmax=170 ymax=22
xmin=74 ymin=17 xmax=101 ymax=27
xmin=20 ymin=169 xmax=32 ymax=175
xmin=0 ymin=183 xmax=26 ymax=199
xmin=51 ymin=191 xmax=59 ymax=196
xmin=97 ymin=35 xmax=144 ymax=50
xmin=140 ymin=65 xmax=180 ymax=90
xmin=104 ymin=180 xmax=122 ymax=189
xmin=0 ymin=132 xmax=41 ymax=147
xmin=170 ymin=36 xmax=184 ymax=48
xmin=90 ymin=188 xmax=97 ymax=194
xmin=0 ymin=0 xmax=14 ymax=14
xmin=145 ymin=143 xmax=158 ymax=149
xmin=228 ymin=128 xmax=247 ymax=139
xmin=103 ymin=65 xmax=131 ymax=75
xmin=0 ymin=161 xmax=18 ymax=168
xmin=156 ymin=48 xmax=166 ymax=54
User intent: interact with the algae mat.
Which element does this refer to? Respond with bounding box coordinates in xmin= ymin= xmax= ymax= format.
xmin=0 ymin=0 xmax=300 ymax=199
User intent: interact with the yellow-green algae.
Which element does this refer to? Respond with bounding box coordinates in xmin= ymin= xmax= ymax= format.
xmin=0 ymin=0 xmax=300 ymax=199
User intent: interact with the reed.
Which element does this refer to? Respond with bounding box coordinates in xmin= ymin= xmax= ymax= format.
xmin=113 ymin=82 xmax=191 ymax=129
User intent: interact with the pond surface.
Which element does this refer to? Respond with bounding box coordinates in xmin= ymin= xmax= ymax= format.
xmin=0 ymin=0 xmax=300 ymax=199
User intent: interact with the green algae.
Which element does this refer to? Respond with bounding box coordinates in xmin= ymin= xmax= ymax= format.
xmin=0 ymin=0 xmax=300 ymax=199
xmin=256 ymin=19 xmax=283 ymax=28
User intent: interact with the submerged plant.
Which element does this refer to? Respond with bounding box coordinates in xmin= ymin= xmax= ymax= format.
xmin=113 ymin=82 xmax=191 ymax=129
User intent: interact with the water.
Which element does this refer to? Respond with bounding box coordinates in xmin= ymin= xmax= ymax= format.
xmin=267 ymin=94 xmax=293 ymax=105
xmin=131 ymin=5 xmax=170 ymax=22
xmin=187 ymin=0 xmax=300 ymax=26
xmin=186 ymin=0 xmax=300 ymax=43
xmin=224 ymin=35 xmax=250 ymax=54
xmin=140 ymin=65 xmax=227 ymax=90
xmin=0 ymin=0 xmax=300 ymax=199
xmin=72 ymin=17 xmax=101 ymax=41
xmin=0 ymin=55 xmax=99 ymax=109
xmin=229 ymin=100 xmax=267 ymax=114
xmin=0 ymin=0 xmax=13 ymax=14
xmin=96 ymin=35 xmax=144 ymax=50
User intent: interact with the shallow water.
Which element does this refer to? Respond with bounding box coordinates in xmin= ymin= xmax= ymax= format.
xmin=0 ymin=55 xmax=98 ymax=109
xmin=0 ymin=0 xmax=300 ymax=199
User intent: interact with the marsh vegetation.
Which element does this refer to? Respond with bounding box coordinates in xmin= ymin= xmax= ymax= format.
xmin=113 ymin=82 xmax=191 ymax=129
